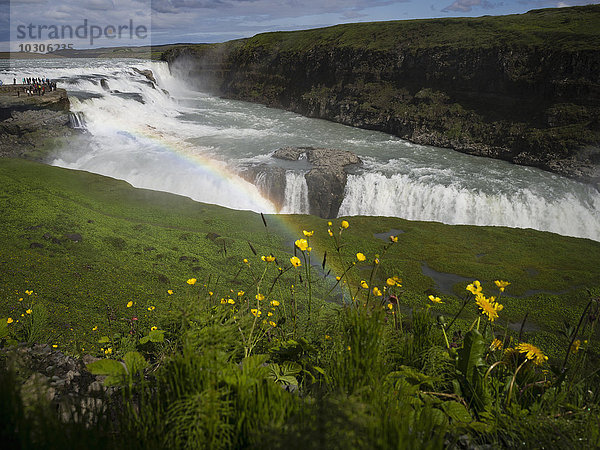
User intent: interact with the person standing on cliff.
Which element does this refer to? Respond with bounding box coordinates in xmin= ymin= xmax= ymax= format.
xmin=13 ymin=78 xmax=16 ymax=84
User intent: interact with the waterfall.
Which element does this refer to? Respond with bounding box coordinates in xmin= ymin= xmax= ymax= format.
xmin=338 ymin=172 xmax=600 ymax=241
xmin=69 ymin=112 xmax=86 ymax=129
xmin=281 ymin=171 xmax=310 ymax=214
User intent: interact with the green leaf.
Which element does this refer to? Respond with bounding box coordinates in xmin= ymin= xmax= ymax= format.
xmin=139 ymin=335 xmax=150 ymax=344
xmin=457 ymin=329 xmax=486 ymax=380
xmin=148 ymin=329 xmax=164 ymax=343
xmin=0 ymin=319 xmax=9 ymax=339
xmin=440 ymin=401 xmax=472 ymax=423
xmin=124 ymin=351 xmax=147 ymax=375
xmin=98 ymin=336 xmax=110 ymax=344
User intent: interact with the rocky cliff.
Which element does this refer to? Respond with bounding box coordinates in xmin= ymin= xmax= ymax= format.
xmin=162 ymin=5 xmax=600 ymax=187
xmin=0 ymin=86 xmax=77 ymax=161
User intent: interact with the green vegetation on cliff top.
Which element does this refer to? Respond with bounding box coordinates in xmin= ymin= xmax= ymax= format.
xmin=170 ymin=5 xmax=600 ymax=55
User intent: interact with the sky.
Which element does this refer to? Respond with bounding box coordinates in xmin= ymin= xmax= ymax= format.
xmin=1 ymin=0 xmax=599 ymax=52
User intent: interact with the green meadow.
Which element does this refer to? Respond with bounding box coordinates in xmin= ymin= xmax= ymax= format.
xmin=1 ymin=157 xmax=600 ymax=448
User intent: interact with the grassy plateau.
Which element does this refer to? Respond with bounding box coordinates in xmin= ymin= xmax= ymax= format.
xmin=1 ymin=157 xmax=600 ymax=448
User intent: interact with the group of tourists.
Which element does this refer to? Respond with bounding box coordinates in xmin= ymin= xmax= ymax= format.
xmin=10 ymin=76 xmax=58 ymax=97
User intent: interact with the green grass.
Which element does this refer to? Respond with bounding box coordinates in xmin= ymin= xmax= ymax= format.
xmin=0 ymin=157 xmax=599 ymax=358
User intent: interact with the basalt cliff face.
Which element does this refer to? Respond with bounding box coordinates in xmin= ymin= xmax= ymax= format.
xmin=0 ymin=86 xmax=76 ymax=161
xmin=163 ymin=5 xmax=600 ymax=188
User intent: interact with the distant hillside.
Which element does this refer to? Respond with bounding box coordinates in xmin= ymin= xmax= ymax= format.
xmin=162 ymin=5 xmax=600 ymax=186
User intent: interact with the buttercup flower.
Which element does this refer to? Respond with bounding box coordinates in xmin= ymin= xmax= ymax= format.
xmin=270 ymin=300 xmax=280 ymax=307
xmin=360 ymin=280 xmax=369 ymax=289
xmin=389 ymin=236 xmax=398 ymax=243
xmin=220 ymin=298 xmax=227 ymax=304
xmin=25 ymin=290 xmax=33 ymax=295
xmin=356 ymin=252 xmax=366 ymax=261
xmin=386 ymin=278 xmax=396 ymax=286
xmin=303 ymin=230 xmax=314 ymax=237
xmin=494 ymin=280 xmax=511 ymax=292
xmin=251 ymin=309 xmax=262 ymax=317
xmin=151 ymin=326 xmax=157 ymax=331
xmin=571 ymin=339 xmax=581 ymax=354
xmin=7 ymin=318 xmax=13 ymax=324
xmin=92 ymin=326 xmax=98 ymax=331
xmin=26 ymin=309 xmax=32 ymax=315
xmin=341 ymin=220 xmax=349 ymax=229
xmin=256 ymin=293 xmax=265 ymax=301
xmin=290 ymin=256 xmax=302 ymax=267
xmin=267 ymin=312 xmax=273 ymax=317
xmin=261 ymin=255 xmax=276 ymax=262
xmin=516 ymin=342 xmax=548 ymax=365
xmin=243 ymin=258 xmax=249 ymax=264
xmin=148 ymin=306 xmax=155 ymax=311
xmin=466 ymin=280 xmax=483 ymax=295
xmin=187 ymin=278 xmax=197 ymax=285
xmin=18 ymin=298 xmax=23 ymax=302
xmin=428 ymin=295 xmax=443 ymax=304
xmin=238 ymin=290 xmax=245 ymax=296
xmin=127 ymin=301 xmax=133 ymax=308
xmin=328 ymin=229 xmax=333 ymax=237
xmin=52 ymin=344 xmax=58 ymax=348
xmin=227 ymin=299 xmax=235 ymax=305
xmin=373 ymin=287 xmax=383 ymax=297
xmin=167 ymin=289 xmax=173 ymax=295
xmin=295 ymin=239 xmax=310 ymax=252
xmin=269 ymin=321 xmax=277 ymax=327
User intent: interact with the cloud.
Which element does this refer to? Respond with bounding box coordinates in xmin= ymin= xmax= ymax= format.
xmin=441 ymin=0 xmax=501 ymax=12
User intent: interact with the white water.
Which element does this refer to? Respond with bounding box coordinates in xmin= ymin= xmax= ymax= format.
xmin=2 ymin=58 xmax=599 ymax=241
xmin=281 ymin=172 xmax=310 ymax=214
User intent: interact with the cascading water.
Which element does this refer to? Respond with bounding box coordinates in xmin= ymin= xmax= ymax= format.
xmin=338 ymin=172 xmax=600 ymax=240
xmin=281 ymin=172 xmax=310 ymax=214
xmin=69 ymin=112 xmax=86 ymax=129
xmin=2 ymin=58 xmax=598 ymax=241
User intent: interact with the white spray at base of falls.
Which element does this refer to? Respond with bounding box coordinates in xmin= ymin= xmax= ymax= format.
xmin=338 ymin=172 xmax=600 ymax=241
xmin=281 ymin=171 xmax=310 ymax=214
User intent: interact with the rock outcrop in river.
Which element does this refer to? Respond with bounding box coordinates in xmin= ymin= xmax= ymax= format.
xmin=162 ymin=5 xmax=600 ymax=188
xmin=240 ymin=146 xmax=361 ymax=218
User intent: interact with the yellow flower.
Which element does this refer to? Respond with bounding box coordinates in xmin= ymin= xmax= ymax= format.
xmin=187 ymin=278 xmax=197 ymax=285
xmin=335 ymin=276 xmax=341 ymax=281
xmin=7 ymin=318 xmax=13 ymax=324
xmin=295 ymin=239 xmax=310 ymax=252
xmin=92 ymin=326 xmax=98 ymax=331
xmin=18 ymin=297 xmax=23 ymax=302
xmin=261 ymin=255 xmax=276 ymax=262
xmin=105 ymin=348 xmax=113 ymax=355
xmin=127 ymin=301 xmax=133 ymax=308
xmin=243 ymin=258 xmax=249 ymax=264
xmin=303 ymin=230 xmax=314 ymax=237
xmin=328 ymin=229 xmax=333 ymax=237
xmin=290 ymin=256 xmax=302 ymax=267
xmin=494 ymin=280 xmax=511 ymax=292
xmin=428 ymin=295 xmax=443 ymax=304
xmin=52 ymin=344 xmax=58 ymax=348
xmin=269 ymin=321 xmax=277 ymax=327
xmin=227 ymin=299 xmax=235 ymax=305
xmin=327 ymin=221 xmax=332 ymax=226
xmin=393 ymin=276 xmax=402 ymax=285
xmin=356 ymin=252 xmax=366 ymax=261
xmin=25 ymin=290 xmax=33 ymax=295
xmin=251 ymin=309 xmax=262 ymax=317
xmin=386 ymin=278 xmax=396 ymax=286
xmin=341 ymin=220 xmax=349 ymax=229
xmin=270 ymin=300 xmax=280 ymax=307
xmin=490 ymin=338 xmax=503 ymax=351
xmin=237 ymin=290 xmax=245 ymax=297
xmin=360 ymin=280 xmax=369 ymax=289
xmin=325 ymin=334 xmax=331 ymax=340
xmin=148 ymin=306 xmax=155 ymax=311
xmin=167 ymin=289 xmax=174 ymax=295
xmin=466 ymin=280 xmax=482 ymax=295
xmin=208 ymin=291 xmax=213 ymax=296
xmin=389 ymin=235 xmax=398 ymax=243
xmin=374 ymin=258 xmax=379 ymax=265
xmin=475 ymin=294 xmax=503 ymax=322
xmin=151 ymin=326 xmax=157 ymax=331
xmin=267 ymin=312 xmax=273 ymax=317
xmin=373 ymin=287 xmax=383 ymax=297
xmin=571 ymin=339 xmax=581 ymax=354
xmin=516 ymin=343 xmax=548 ymax=365
xmin=255 ymin=293 xmax=265 ymax=301
xmin=26 ymin=309 xmax=32 ymax=315
xmin=387 ymin=303 xmax=394 ymax=310
xmin=220 ymin=298 xmax=227 ymax=304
